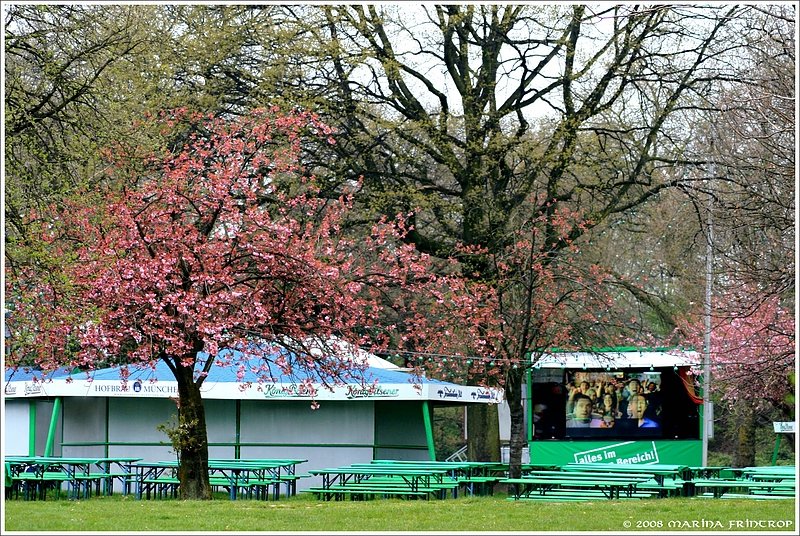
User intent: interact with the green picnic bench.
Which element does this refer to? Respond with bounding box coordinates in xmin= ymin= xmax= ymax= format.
xmin=458 ymin=475 xmax=502 ymax=496
xmin=560 ymin=462 xmax=690 ymax=497
xmin=355 ymin=460 xmax=501 ymax=497
xmin=502 ymin=473 xmax=655 ymax=501
xmin=690 ymin=478 xmax=795 ymax=499
xmin=307 ymin=465 xmax=458 ymax=501
xmin=306 ymin=485 xmax=434 ymax=501
xmin=141 ymin=476 xmax=180 ymax=499
xmin=10 ymin=470 xmax=73 ymax=501
xmin=305 ymin=474 xmax=459 ymax=501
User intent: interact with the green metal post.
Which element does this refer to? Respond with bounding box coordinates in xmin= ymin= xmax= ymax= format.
xmin=235 ymin=400 xmax=241 ymax=459
xmin=771 ymin=434 xmax=782 ymax=466
xmin=28 ymin=400 xmax=37 ymax=456
xmin=421 ymin=401 xmax=436 ymax=461
xmin=43 ymin=397 xmax=62 ymax=456
xmin=104 ymin=398 xmax=110 ymax=457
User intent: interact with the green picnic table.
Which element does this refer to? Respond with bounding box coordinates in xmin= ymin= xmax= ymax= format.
xmin=560 ymin=463 xmax=690 ymax=497
xmin=208 ymin=458 xmax=307 ymax=499
xmin=688 ymin=466 xmax=728 ymax=479
xmin=6 ymin=455 xmax=141 ymax=500
xmin=132 ymin=458 xmax=307 ymax=500
xmin=562 ymin=462 xmax=690 ymax=485
xmin=358 ymin=460 xmax=504 ymax=496
xmin=690 ymin=477 xmax=795 ymax=499
xmin=307 ymin=465 xmax=454 ymax=500
xmin=739 ymin=466 xmax=796 ymax=479
xmin=502 ymin=473 xmax=654 ymax=500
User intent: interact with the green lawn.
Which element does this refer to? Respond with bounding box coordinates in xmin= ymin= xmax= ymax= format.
xmin=3 ymin=493 xmax=796 ymax=532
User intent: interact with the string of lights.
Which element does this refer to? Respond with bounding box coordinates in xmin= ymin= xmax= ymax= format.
xmin=370 ymin=347 xmax=780 ymax=371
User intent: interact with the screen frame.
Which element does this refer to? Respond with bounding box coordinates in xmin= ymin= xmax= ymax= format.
xmin=530 ymin=366 xmax=700 ymax=441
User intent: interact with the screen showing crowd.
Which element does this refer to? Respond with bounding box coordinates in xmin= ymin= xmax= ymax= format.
xmin=564 ymin=371 xmax=663 ymax=437
xmin=530 ymin=367 xmax=700 ymax=440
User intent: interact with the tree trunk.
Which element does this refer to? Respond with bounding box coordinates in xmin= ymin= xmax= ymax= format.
xmin=505 ymin=367 xmax=526 ymax=479
xmin=174 ymin=362 xmax=212 ymax=500
xmin=732 ymin=404 xmax=757 ymax=468
xmin=466 ymin=403 xmax=500 ymax=462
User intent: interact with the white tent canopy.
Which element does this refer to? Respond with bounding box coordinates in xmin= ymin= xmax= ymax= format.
xmin=4 ymin=342 xmax=504 ymax=404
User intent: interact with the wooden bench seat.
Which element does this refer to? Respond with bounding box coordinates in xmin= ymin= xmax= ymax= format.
xmin=695 ymin=492 xmax=795 ymax=500
xmin=305 ymin=473 xmax=460 ymax=501
xmin=245 ymin=478 xmax=282 ymax=500
xmin=506 ymin=489 xmax=658 ymax=502
xmin=348 ymin=480 xmax=457 ymax=496
xmin=72 ymin=473 xmax=110 ymax=498
xmin=690 ymin=478 xmax=795 ymax=498
xmin=305 ymin=486 xmax=434 ymax=501
xmin=506 ymin=481 xmax=660 ymax=501
xmin=274 ymin=474 xmax=303 ymax=496
xmin=104 ymin=472 xmax=138 ymax=496
xmin=141 ymin=477 xmax=179 ymax=499
xmin=502 ymin=475 xmax=653 ymax=500
xmin=458 ymin=476 xmax=501 ymax=496
xmin=635 ymin=478 xmax=688 ymax=497
xmin=11 ymin=471 xmax=73 ymax=500
xmin=749 ymin=489 xmax=795 ymax=497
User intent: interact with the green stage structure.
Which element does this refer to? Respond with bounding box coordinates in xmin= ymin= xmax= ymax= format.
xmin=525 ymin=348 xmax=704 ymax=466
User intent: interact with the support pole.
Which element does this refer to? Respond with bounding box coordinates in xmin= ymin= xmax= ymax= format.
xmin=421 ymin=401 xmax=436 ymax=461
xmin=235 ymin=399 xmax=241 ymax=459
xmin=771 ymin=434 xmax=782 ymax=466
xmin=702 ymin=167 xmax=714 ymax=466
xmin=43 ymin=397 xmax=62 ymax=457
xmin=28 ymin=400 xmax=37 ymax=456
xmin=104 ymin=398 xmax=110 ymax=457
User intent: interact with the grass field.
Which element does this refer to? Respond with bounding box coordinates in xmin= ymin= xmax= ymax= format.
xmin=2 ymin=492 xmax=796 ymax=532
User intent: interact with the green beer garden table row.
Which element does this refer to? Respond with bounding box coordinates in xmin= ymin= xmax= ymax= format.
xmin=502 ymin=473 xmax=656 ymax=501
xmin=6 ymin=456 xmax=142 ymax=499
xmin=560 ymin=462 xmax=690 ymax=485
xmin=689 ymin=465 xmax=795 ymax=499
xmin=358 ymin=460 xmax=508 ymax=495
xmin=307 ymin=464 xmax=457 ymax=500
xmin=133 ymin=458 xmax=307 ymax=500
xmin=6 ymin=457 xmax=307 ymax=501
xmin=690 ymin=478 xmax=795 ymax=498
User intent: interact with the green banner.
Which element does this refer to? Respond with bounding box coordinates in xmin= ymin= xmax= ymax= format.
xmin=529 ymin=440 xmax=702 ymax=466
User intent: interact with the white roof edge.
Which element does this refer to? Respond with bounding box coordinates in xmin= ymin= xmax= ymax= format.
xmin=533 ymin=349 xmax=701 ymax=369
xmin=4 ymin=377 xmax=505 ymax=404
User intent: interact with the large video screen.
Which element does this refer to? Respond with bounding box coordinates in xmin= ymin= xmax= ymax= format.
xmin=564 ymin=371 xmax=663 ymax=438
xmin=531 ymin=367 xmax=700 ymax=441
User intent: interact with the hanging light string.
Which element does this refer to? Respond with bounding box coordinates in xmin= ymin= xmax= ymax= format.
xmin=370 ymin=348 xmax=739 ymax=370
xmin=375 ymin=349 xmax=513 ymax=367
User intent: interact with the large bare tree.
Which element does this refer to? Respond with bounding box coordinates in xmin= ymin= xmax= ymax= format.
xmin=288 ymin=4 xmax=774 ymax=476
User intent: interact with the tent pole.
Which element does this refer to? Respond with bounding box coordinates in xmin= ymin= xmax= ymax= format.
xmin=235 ymin=400 xmax=242 ymax=459
xmin=421 ymin=401 xmax=436 ymax=461
xmin=43 ymin=397 xmax=62 ymax=457
xmin=104 ymin=398 xmax=110 ymax=457
xmin=702 ymin=169 xmax=714 ymax=467
xmin=28 ymin=400 xmax=37 ymax=456
xmin=771 ymin=434 xmax=782 ymax=466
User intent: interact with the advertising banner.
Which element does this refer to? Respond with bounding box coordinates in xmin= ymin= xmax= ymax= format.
xmin=528 ymin=439 xmax=702 ymax=466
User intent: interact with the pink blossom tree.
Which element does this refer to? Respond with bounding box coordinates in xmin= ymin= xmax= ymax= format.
xmin=681 ymin=291 xmax=794 ymax=408
xmin=678 ymin=290 xmax=795 ymax=465
xmin=5 ymin=108 xmax=488 ymax=499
